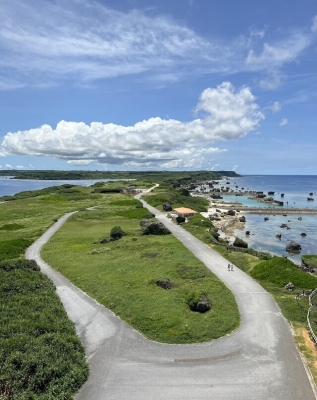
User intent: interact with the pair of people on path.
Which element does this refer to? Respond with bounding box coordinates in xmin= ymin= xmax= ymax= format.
xmin=228 ymin=263 xmax=234 ymax=271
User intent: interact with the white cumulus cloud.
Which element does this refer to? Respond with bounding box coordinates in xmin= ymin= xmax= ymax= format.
xmin=267 ymin=101 xmax=281 ymax=113
xmin=279 ymin=118 xmax=288 ymax=126
xmin=0 ymin=82 xmax=264 ymax=168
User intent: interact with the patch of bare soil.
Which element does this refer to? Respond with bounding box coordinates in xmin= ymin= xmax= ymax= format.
xmin=301 ymin=328 xmax=317 ymax=368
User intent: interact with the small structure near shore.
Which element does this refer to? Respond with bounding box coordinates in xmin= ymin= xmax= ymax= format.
xmin=173 ymin=207 xmax=197 ymax=218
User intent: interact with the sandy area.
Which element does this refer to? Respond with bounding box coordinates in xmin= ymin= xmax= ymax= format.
xmin=201 ymin=204 xmax=247 ymax=244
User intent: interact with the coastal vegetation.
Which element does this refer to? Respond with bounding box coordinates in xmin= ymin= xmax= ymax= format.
xmin=0 ymin=169 xmax=239 ymax=182
xmin=0 ymin=259 xmax=88 ymax=399
xmin=0 ymin=174 xmax=239 ymax=397
xmin=1 ymin=173 xmax=316 ymax=392
xmin=41 ymin=195 xmax=240 ymax=344
xmin=142 ymin=183 xmax=210 ymax=212
xmin=0 ymin=183 xmax=116 ymax=399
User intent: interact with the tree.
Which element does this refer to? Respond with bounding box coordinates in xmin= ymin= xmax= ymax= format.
xmin=110 ymin=226 xmax=126 ymax=240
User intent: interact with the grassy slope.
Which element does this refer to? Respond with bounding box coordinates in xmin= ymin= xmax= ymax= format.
xmin=0 ymin=183 xmax=120 ymax=399
xmin=143 ymin=184 xmax=210 ymax=212
xmin=42 ymin=197 xmax=240 ymax=344
xmin=0 ymin=259 xmax=88 ymax=400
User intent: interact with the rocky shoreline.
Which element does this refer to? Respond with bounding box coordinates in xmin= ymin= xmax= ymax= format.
xmin=201 ymin=199 xmax=317 ymax=250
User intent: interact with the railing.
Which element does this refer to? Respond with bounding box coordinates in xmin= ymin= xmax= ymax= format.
xmin=307 ymin=288 xmax=317 ymax=345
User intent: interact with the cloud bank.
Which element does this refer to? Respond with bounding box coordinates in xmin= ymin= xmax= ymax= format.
xmin=1 ymin=82 xmax=264 ymax=168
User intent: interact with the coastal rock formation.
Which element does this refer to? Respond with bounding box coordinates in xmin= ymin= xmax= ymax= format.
xmin=276 ymin=234 xmax=282 ymax=239
xmin=286 ymin=241 xmax=301 ymax=253
xmin=188 ymin=294 xmax=211 ymax=313
xmin=163 ymin=202 xmax=172 ymax=211
xmin=264 ymin=217 xmax=269 ymax=221
xmin=156 ymin=278 xmax=172 ymax=290
xmin=300 ymin=232 xmax=307 ymax=237
xmin=140 ymin=220 xmax=171 ymax=235
xmin=245 ymin=231 xmax=250 ymax=235
xmin=239 ymin=215 xmax=246 ymax=222
xmin=284 ymin=282 xmax=294 ymax=290
xmin=227 ymin=210 xmax=236 ymax=216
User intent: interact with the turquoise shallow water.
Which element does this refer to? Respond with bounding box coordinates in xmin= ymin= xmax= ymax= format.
xmin=215 ymin=175 xmax=317 ymax=210
xmin=212 ymin=175 xmax=317 ymax=264
xmin=233 ymin=213 xmax=317 ymax=265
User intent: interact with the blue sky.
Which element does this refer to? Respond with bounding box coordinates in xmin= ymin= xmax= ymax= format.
xmin=0 ymin=0 xmax=316 ymax=174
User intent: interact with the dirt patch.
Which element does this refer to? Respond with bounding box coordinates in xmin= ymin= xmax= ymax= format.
xmin=301 ymin=328 xmax=317 ymax=368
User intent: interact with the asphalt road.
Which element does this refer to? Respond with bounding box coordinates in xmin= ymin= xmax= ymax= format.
xmin=25 ymin=197 xmax=316 ymax=400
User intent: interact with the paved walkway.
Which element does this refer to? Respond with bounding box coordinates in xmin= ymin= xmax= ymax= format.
xmin=25 ymin=195 xmax=316 ymax=400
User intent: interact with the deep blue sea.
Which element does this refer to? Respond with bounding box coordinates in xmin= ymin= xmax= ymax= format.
xmin=215 ymin=175 xmax=317 ymax=264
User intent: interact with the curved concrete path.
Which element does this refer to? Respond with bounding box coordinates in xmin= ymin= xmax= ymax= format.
xmin=26 ymin=198 xmax=316 ymax=400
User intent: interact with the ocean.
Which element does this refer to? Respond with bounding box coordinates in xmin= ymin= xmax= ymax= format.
xmin=215 ymin=175 xmax=317 ymax=264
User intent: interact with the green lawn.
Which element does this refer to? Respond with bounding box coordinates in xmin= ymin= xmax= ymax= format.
xmin=42 ymin=203 xmax=240 ymax=344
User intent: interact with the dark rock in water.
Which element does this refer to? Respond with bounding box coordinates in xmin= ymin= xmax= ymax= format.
xmin=284 ymin=282 xmax=294 ymax=290
xmin=156 ymin=278 xmax=172 ymax=290
xmin=163 ymin=202 xmax=172 ymax=211
xmin=309 ymin=192 xmax=313 ymax=196
xmin=245 ymin=231 xmax=250 ymax=235
xmin=264 ymin=217 xmax=269 ymax=221
xmin=268 ymin=191 xmax=275 ymax=195
xmin=239 ymin=215 xmax=246 ymax=222
xmin=281 ymin=193 xmax=285 ymax=197
xmin=280 ymin=224 xmax=288 ymax=228
xmin=276 ymin=234 xmax=282 ymax=239
xmin=298 ymin=217 xmax=302 ymax=220
xmin=300 ymin=232 xmax=307 ymax=237
xmin=286 ymin=241 xmax=301 ymax=253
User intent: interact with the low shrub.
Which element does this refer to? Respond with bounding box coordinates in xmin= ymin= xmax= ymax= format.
xmin=233 ymin=237 xmax=248 ymax=248
xmin=110 ymin=226 xmax=126 ymax=240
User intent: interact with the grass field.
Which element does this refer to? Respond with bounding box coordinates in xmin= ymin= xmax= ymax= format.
xmin=42 ymin=198 xmax=240 ymax=344
xmin=0 ymin=259 xmax=88 ymax=399
xmin=0 ymin=182 xmax=133 ymax=399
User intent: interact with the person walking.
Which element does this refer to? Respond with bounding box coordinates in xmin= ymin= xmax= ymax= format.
xmin=228 ymin=263 xmax=231 ymax=271
xmin=231 ymin=264 xmax=234 ymax=271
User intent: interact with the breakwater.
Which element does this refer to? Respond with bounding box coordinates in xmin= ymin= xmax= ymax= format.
xmin=217 ymin=206 xmax=317 ymax=214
